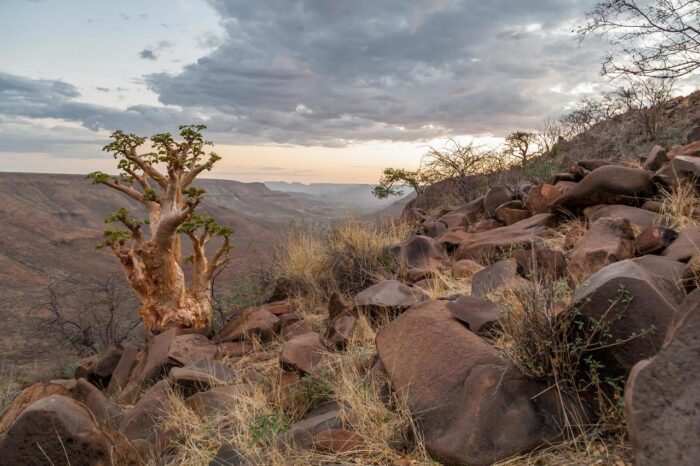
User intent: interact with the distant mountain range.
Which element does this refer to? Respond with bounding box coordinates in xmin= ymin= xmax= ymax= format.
xmin=0 ymin=173 xmax=411 ymax=373
xmin=265 ymin=181 xmax=410 ymax=213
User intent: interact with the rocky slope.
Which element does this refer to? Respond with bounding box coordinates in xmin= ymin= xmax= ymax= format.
xmin=2 ymin=125 xmax=700 ymax=465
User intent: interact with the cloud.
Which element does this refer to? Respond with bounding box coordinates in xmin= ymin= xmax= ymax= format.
xmin=2 ymin=1 xmax=617 ymax=154
xmin=139 ymin=49 xmax=157 ymax=60
xmin=144 ymin=0 xmax=608 ymax=144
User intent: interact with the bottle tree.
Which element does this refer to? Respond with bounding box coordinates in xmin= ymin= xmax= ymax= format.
xmin=88 ymin=125 xmax=232 ymax=335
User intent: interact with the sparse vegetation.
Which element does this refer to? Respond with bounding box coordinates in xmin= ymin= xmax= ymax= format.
xmin=87 ymin=125 xmax=233 ymax=334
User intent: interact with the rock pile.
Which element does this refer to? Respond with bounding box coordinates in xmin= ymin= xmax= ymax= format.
xmin=2 ymin=135 xmax=700 ymax=465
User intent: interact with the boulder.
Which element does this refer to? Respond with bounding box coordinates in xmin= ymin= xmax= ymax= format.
xmin=468 ymin=218 xmax=502 ymax=232
xmin=354 ymin=280 xmax=424 ymax=310
xmin=451 ymin=259 xmax=483 ymax=279
xmin=328 ymin=292 xmax=352 ymax=321
xmin=654 ymin=155 xmax=700 ymax=187
xmin=390 ymin=235 xmax=446 ymax=271
xmin=277 ymin=312 xmax=301 ymax=329
xmin=551 ymin=165 xmax=654 ymax=211
xmin=568 ymin=217 xmax=635 ymax=282
xmin=0 ymin=395 xmax=137 ymax=465
xmin=668 ymin=139 xmax=700 ymax=158
xmin=376 ymin=301 xmax=570 ymax=466
xmin=187 ymin=384 xmax=252 ymax=418
xmin=313 ymin=429 xmax=364 ymax=453
xmin=421 ymin=221 xmax=448 ymax=238
xmin=512 ymin=248 xmax=567 ymax=281
xmin=483 ymin=186 xmax=512 ymax=218
xmin=584 ymin=204 xmax=661 ymax=230
xmin=571 ymin=255 xmax=686 ymax=375
xmin=685 ymin=125 xmax=700 ymax=143
xmin=661 ymin=225 xmax=700 ymax=261
xmin=208 ymin=442 xmax=251 ymax=465
xmin=91 ymin=345 xmax=124 ymax=387
xmin=327 ymin=311 xmax=356 ymax=349
xmin=455 ymin=214 xmax=561 ymax=262
xmin=446 ymin=295 xmax=503 ymax=334
xmin=682 ymin=254 xmax=700 ymax=291
xmin=276 ymin=403 xmax=343 ymax=450
xmin=169 ymin=359 xmax=238 ymax=395
xmin=106 ymin=346 xmax=140 ymax=396
xmin=495 ymin=206 xmax=531 ymax=226
xmin=217 ymin=341 xmax=252 ymax=358
xmin=625 ymin=290 xmax=700 ymax=466
xmin=470 ymin=259 xmax=524 ymax=297
xmin=435 ymin=228 xmax=470 ymax=251
xmin=279 ymin=332 xmax=327 ymax=374
xmin=636 ymin=226 xmax=678 ymax=255
xmin=217 ymin=308 xmax=280 ymax=343
xmin=119 ymin=380 xmax=174 ymax=443
xmin=281 ymin=320 xmax=315 ymax=339
xmin=524 ymin=184 xmax=564 ymax=214
xmin=643 ymin=145 xmax=669 ymax=171
xmin=0 ymin=381 xmax=73 ymax=433
xmin=437 ymin=211 xmax=470 ymax=229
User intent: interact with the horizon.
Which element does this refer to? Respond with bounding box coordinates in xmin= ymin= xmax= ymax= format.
xmin=2 ymin=0 xmax=697 ymax=183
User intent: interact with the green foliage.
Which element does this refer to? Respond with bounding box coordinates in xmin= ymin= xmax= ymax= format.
xmin=372 ymin=167 xmax=423 ymax=199
xmin=522 ymin=156 xmax=561 ymax=182
xmin=291 ymin=367 xmax=334 ymax=412
xmin=96 ymin=229 xmax=133 ymax=249
xmin=62 ymin=361 xmax=79 ymax=378
xmin=177 ymin=212 xmax=234 ymax=241
xmin=249 ymin=413 xmax=290 ymax=445
xmin=86 ymin=171 xmax=110 ymax=184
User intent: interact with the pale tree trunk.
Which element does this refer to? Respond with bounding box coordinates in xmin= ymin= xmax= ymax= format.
xmin=97 ymin=128 xmax=230 ymax=335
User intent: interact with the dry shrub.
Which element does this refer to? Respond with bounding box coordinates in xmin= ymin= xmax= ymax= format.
xmin=490 ymin=276 xmax=648 ymax=443
xmin=658 ymin=180 xmax=700 ymax=231
xmin=328 ymin=220 xmax=412 ymax=295
xmin=0 ymin=368 xmax=20 ymax=417
xmin=268 ymin=220 xmax=412 ymax=305
xmin=158 ymin=313 xmax=431 ymax=465
xmin=268 ymin=226 xmax=334 ymax=307
xmin=412 ymin=270 xmax=472 ymax=299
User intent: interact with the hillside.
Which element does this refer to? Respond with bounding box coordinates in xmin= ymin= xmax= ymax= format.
xmin=265 ymin=181 xmax=410 ymax=213
xmin=0 ymin=173 xmax=342 ymax=373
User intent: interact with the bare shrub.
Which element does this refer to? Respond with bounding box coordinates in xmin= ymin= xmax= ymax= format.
xmin=34 ymin=273 xmax=141 ymax=356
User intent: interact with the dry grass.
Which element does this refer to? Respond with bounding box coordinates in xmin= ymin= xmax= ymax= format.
xmin=658 ymin=181 xmax=700 ymax=231
xmin=0 ymin=367 xmax=20 ymax=417
xmin=268 ymin=220 xmax=412 ymax=307
xmin=158 ymin=315 xmax=433 ymax=465
xmin=411 ymin=270 xmax=472 ymax=299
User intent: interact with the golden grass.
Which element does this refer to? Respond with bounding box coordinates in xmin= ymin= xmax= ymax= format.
xmin=158 ymin=318 xmax=433 ymax=465
xmin=269 ymin=220 xmax=413 ymax=307
xmin=658 ymin=181 xmax=700 ymax=231
xmin=0 ymin=367 xmax=20 ymax=417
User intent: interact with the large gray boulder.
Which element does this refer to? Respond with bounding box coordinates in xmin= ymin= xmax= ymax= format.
xmin=625 ymin=290 xmax=700 ymax=466
xmin=376 ymin=300 xmax=570 ymax=466
xmin=571 ymin=255 xmax=686 ymax=375
xmin=0 ymin=395 xmax=137 ymax=465
xmin=552 ymin=165 xmax=654 ymax=211
xmin=567 ymin=217 xmax=635 ymax=282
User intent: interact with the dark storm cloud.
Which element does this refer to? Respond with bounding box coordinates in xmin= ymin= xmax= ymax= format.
xmin=139 ymin=49 xmax=157 ymax=60
xmin=1 ymin=1 xmax=611 ymax=153
xmin=145 ymin=0 xmax=606 ymax=144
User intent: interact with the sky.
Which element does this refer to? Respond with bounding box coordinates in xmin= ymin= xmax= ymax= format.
xmin=0 ymin=0 xmax=623 ymax=183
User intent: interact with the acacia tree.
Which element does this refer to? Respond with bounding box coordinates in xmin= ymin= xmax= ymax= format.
xmin=372 ymin=168 xmax=432 ymax=199
xmin=581 ymin=0 xmax=700 ymax=78
xmin=502 ymin=131 xmax=540 ymax=168
xmin=88 ymin=125 xmax=233 ymax=335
